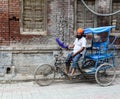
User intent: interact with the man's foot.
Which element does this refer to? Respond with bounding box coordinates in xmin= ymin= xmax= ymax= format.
xmin=68 ymin=74 xmax=77 ymax=80
xmin=68 ymin=73 xmax=73 ymax=77
xmin=71 ymin=68 xmax=76 ymax=76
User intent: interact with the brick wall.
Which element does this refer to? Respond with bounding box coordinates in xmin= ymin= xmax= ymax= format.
xmin=0 ymin=0 xmax=119 ymax=46
xmin=0 ymin=0 xmax=9 ymax=45
xmin=9 ymin=0 xmax=20 ymax=41
xmin=8 ymin=0 xmax=61 ymax=45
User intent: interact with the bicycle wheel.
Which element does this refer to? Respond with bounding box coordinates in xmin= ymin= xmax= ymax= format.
xmin=95 ymin=63 xmax=116 ymax=86
xmin=34 ymin=64 xmax=55 ymax=86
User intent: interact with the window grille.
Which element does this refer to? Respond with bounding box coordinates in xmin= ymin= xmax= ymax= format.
xmin=76 ymin=0 xmax=95 ymax=29
xmin=20 ymin=0 xmax=47 ymax=35
xmin=112 ymin=1 xmax=120 ymax=33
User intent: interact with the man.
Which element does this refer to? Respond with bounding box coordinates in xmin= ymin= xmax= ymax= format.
xmin=65 ymin=28 xmax=87 ymax=76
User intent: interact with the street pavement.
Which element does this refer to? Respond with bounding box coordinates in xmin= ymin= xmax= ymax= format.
xmin=0 ymin=76 xmax=120 ymax=99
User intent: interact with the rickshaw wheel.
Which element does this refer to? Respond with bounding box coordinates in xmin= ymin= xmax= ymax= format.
xmin=95 ymin=63 xmax=116 ymax=87
xmin=82 ymin=60 xmax=95 ymax=69
xmin=34 ymin=64 xmax=55 ymax=86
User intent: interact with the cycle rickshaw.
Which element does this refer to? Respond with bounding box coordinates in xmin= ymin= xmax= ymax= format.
xmin=34 ymin=26 xmax=117 ymax=86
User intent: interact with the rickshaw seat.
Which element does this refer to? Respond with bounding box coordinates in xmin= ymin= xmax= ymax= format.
xmin=84 ymin=41 xmax=113 ymax=61
xmin=92 ymin=41 xmax=108 ymax=50
xmin=85 ymin=53 xmax=113 ymax=61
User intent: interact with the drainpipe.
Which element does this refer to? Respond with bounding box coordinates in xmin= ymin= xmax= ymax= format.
xmin=74 ymin=0 xmax=77 ymax=31
xmin=8 ymin=0 xmax=10 ymax=46
xmin=68 ymin=0 xmax=70 ymax=43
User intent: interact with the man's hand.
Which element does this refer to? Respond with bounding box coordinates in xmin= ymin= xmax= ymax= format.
xmin=72 ymin=53 xmax=76 ymax=57
xmin=68 ymin=44 xmax=74 ymax=49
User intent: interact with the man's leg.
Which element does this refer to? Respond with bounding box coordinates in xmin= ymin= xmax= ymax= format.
xmin=65 ymin=52 xmax=73 ymax=74
xmin=71 ymin=68 xmax=76 ymax=76
xmin=65 ymin=66 xmax=70 ymax=74
xmin=71 ymin=54 xmax=82 ymax=76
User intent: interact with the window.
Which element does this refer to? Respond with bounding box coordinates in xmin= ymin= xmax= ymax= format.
xmin=75 ymin=0 xmax=96 ymax=29
xmin=112 ymin=1 xmax=120 ymax=33
xmin=20 ymin=0 xmax=47 ymax=35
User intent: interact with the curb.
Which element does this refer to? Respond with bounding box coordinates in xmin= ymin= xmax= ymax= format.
xmin=0 ymin=71 xmax=120 ymax=83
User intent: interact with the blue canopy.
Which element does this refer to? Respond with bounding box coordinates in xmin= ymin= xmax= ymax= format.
xmin=84 ymin=26 xmax=115 ymax=34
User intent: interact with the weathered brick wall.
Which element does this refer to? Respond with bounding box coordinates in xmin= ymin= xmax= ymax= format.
xmin=9 ymin=0 xmax=20 ymax=41
xmin=0 ymin=0 xmax=119 ymax=44
xmin=0 ymin=0 xmax=9 ymax=45
xmin=0 ymin=0 xmax=119 ymax=45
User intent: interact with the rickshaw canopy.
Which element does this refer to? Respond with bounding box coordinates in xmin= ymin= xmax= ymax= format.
xmin=84 ymin=26 xmax=115 ymax=34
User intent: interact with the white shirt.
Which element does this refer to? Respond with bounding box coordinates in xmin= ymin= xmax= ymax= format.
xmin=73 ymin=37 xmax=86 ymax=54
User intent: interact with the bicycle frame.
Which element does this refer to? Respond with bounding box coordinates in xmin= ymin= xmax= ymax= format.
xmin=54 ymin=50 xmax=89 ymax=79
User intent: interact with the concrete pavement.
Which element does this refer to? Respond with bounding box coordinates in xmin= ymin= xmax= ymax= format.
xmin=0 ymin=76 xmax=120 ymax=99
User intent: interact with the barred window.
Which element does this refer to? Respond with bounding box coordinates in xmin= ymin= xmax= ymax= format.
xmin=20 ymin=0 xmax=47 ymax=35
xmin=112 ymin=0 xmax=120 ymax=33
xmin=76 ymin=0 xmax=95 ymax=29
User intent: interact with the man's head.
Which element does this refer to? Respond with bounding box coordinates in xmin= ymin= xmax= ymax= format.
xmin=77 ymin=28 xmax=84 ymax=34
xmin=76 ymin=28 xmax=84 ymax=39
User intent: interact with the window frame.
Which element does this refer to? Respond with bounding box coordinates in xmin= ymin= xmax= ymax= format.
xmin=20 ymin=0 xmax=47 ymax=35
xmin=74 ymin=0 xmax=96 ymax=30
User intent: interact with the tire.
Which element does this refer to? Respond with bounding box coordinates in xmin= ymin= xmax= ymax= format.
xmin=95 ymin=63 xmax=116 ymax=87
xmin=82 ymin=60 xmax=95 ymax=69
xmin=34 ymin=64 xmax=55 ymax=86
